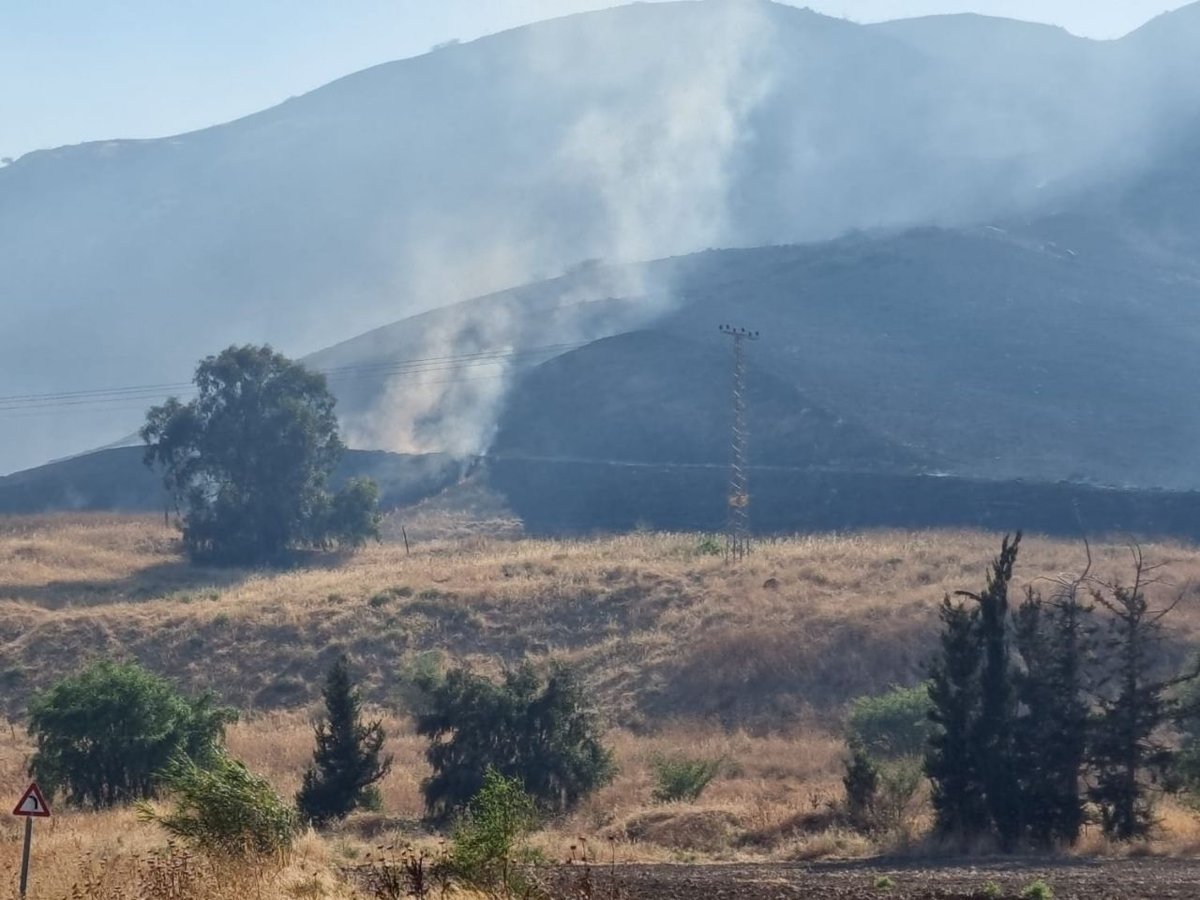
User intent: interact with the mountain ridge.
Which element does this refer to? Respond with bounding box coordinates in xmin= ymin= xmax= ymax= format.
xmin=6 ymin=0 xmax=1200 ymax=478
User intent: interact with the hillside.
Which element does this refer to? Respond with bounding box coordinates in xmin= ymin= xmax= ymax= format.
xmin=317 ymin=213 xmax=1200 ymax=493
xmin=7 ymin=517 xmax=1200 ymax=894
xmin=491 ymin=330 xmax=928 ymax=470
xmin=0 ymin=447 xmax=466 ymax=515
xmin=8 ymin=1 xmax=1200 ymax=472
xmin=4 ymin=515 xmax=1200 ymax=729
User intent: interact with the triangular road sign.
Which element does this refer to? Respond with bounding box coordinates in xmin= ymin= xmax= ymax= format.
xmin=12 ymin=783 xmax=51 ymax=818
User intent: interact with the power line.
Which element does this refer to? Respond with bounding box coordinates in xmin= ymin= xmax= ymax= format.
xmin=0 ymin=340 xmax=588 ymax=414
xmin=0 ymin=373 xmax=526 ymax=420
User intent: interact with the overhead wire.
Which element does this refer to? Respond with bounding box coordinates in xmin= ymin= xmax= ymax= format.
xmin=0 ymin=340 xmax=589 ymax=417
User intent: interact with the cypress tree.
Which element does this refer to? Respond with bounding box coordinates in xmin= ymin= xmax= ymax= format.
xmin=957 ymin=533 xmax=1022 ymax=849
xmin=1012 ymin=583 xmax=1091 ymax=848
xmin=1086 ymin=550 xmax=1197 ymax=841
xmin=925 ymin=595 xmax=987 ymax=842
xmin=297 ymin=656 xmax=393 ymax=827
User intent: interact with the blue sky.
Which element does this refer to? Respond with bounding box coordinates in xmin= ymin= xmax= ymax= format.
xmin=2 ymin=0 xmax=1191 ymax=161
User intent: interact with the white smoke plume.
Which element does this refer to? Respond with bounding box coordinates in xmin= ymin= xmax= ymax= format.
xmin=349 ymin=1 xmax=777 ymax=456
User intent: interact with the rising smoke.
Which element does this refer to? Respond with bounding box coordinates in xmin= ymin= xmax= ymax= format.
xmin=5 ymin=1 xmax=1200 ymax=472
xmin=345 ymin=1 xmax=777 ymax=456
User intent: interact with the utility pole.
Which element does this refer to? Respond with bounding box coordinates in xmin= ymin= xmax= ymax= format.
xmin=719 ymin=324 xmax=758 ymax=560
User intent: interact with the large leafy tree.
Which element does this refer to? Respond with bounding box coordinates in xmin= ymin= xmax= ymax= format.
xmin=416 ymin=663 xmax=615 ymax=821
xmin=296 ymin=656 xmax=393 ymax=827
xmin=28 ymin=660 xmax=236 ymax=809
xmin=141 ymin=344 xmax=379 ymax=564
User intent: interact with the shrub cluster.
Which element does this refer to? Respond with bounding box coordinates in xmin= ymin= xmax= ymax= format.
xmin=415 ymin=662 xmax=615 ymax=820
xmin=139 ymin=752 xmax=298 ymax=856
xmin=27 ymin=655 xmax=615 ymax=867
xmin=650 ymin=754 xmax=723 ymax=803
xmin=28 ymin=660 xmax=235 ymax=809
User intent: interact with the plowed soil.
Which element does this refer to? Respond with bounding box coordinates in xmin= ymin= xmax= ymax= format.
xmin=546 ymin=858 xmax=1200 ymax=899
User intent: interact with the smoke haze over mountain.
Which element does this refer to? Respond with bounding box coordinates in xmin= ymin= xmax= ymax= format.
xmin=5 ymin=1 xmax=1200 ymax=475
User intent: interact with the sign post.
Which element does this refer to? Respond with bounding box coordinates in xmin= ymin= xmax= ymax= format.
xmin=13 ymin=782 xmax=51 ymax=899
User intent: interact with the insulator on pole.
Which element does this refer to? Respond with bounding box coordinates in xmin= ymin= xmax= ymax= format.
xmin=719 ymin=324 xmax=758 ymax=560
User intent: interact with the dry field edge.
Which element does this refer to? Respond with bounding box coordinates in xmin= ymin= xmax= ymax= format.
xmin=538 ymin=857 xmax=1200 ymax=900
xmin=6 ymin=514 xmax=1200 ymax=897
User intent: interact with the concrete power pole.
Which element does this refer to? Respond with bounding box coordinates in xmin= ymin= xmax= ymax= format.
xmin=719 ymin=324 xmax=758 ymax=559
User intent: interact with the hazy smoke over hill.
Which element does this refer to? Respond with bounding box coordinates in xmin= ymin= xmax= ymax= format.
xmin=350 ymin=1 xmax=775 ymax=455
xmin=5 ymin=1 xmax=1200 ymax=471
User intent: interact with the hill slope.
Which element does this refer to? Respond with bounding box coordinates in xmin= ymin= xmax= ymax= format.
xmin=8 ymin=1 xmax=1200 ymax=471
xmin=0 ymin=447 xmax=465 ymax=515
xmin=3 ymin=516 xmax=1199 ymax=728
xmin=318 ymin=209 xmax=1200 ymax=491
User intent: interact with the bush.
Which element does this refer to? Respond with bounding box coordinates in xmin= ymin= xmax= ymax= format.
xmin=416 ymin=662 xmax=615 ymax=820
xmin=1170 ymin=677 xmax=1200 ymax=795
xmin=28 ymin=660 xmax=236 ymax=808
xmin=1020 ymin=880 xmax=1054 ymax=900
xmin=846 ymin=684 xmax=933 ymax=758
xmin=320 ymin=477 xmax=382 ymax=549
xmin=450 ymin=769 xmax=540 ymax=893
xmin=650 ymin=754 xmax=723 ymax=803
xmin=843 ymin=746 xmax=923 ymax=836
xmin=873 ymin=756 xmax=924 ymax=836
xmin=140 ymin=751 xmax=298 ymax=857
xmin=843 ymin=745 xmax=880 ymax=831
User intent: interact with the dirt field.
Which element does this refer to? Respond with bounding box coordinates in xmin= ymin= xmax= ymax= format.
xmin=549 ymin=858 xmax=1200 ymax=900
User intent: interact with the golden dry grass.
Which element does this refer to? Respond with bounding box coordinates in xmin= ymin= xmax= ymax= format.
xmin=5 ymin=513 xmax=1200 ymax=896
xmin=4 ymin=514 xmax=1200 ymax=726
xmin=231 ymin=712 xmax=854 ymax=862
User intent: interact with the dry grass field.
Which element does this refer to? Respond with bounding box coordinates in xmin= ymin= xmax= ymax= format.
xmin=4 ymin=514 xmax=1200 ymax=897
xmin=5 ymin=513 xmax=1200 ymax=724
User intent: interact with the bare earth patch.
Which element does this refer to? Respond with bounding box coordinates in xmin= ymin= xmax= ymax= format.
xmin=547 ymin=858 xmax=1200 ymax=900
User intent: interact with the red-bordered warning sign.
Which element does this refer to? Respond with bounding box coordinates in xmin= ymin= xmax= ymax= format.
xmin=12 ymin=783 xmax=51 ymax=818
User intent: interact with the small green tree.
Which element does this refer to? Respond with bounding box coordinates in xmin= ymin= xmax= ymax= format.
xmin=28 ymin=660 xmax=235 ymax=809
xmin=847 ymin=684 xmax=934 ymax=758
xmin=140 ymin=751 xmax=298 ymax=857
xmin=450 ymin=768 xmax=540 ymax=894
xmin=416 ymin=663 xmax=615 ymax=821
xmin=296 ymin=656 xmax=393 ymax=827
xmin=842 ymin=746 xmax=922 ymax=837
xmin=142 ymin=344 xmax=380 ymax=564
xmin=650 ymin=754 xmax=723 ymax=803
xmin=319 ymin=477 xmax=382 ymax=549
